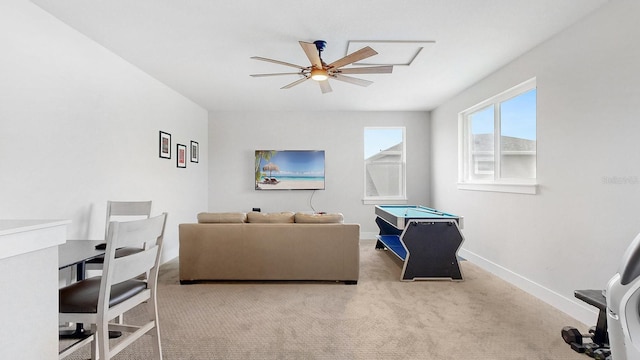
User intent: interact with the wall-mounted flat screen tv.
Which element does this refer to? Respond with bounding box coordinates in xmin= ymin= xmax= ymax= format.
xmin=255 ymin=150 xmax=325 ymax=190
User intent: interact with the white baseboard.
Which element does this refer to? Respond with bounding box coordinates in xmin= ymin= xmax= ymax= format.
xmin=458 ymin=248 xmax=599 ymax=326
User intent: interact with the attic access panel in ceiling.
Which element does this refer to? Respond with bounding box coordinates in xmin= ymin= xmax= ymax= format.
xmin=346 ymin=40 xmax=435 ymax=66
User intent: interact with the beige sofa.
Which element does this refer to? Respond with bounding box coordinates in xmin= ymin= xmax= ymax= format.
xmin=179 ymin=212 xmax=360 ymax=284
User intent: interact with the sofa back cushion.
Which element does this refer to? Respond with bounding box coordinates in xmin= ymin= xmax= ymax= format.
xmin=247 ymin=211 xmax=295 ymax=223
xmin=294 ymin=212 xmax=344 ymax=223
xmin=197 ymin=212 xmax=247 ymax=223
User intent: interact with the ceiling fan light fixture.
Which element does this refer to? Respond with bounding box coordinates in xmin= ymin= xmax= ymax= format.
xmin=251 ymin=40 xmax=392 ymax=93
xmin=310 ymin=68 xmax=328 ymax=81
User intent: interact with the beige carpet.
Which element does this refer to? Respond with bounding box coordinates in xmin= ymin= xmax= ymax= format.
xmin=61 ymin=239 xmax=589 ymax=359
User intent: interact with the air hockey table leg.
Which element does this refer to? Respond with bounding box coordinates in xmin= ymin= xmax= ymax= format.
xmin=400 ymin=221 xmax=464 ymax=281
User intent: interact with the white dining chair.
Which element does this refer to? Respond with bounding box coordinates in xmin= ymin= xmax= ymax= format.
xmin=85 ymin=200 xmax=153 ymax=273
xmin=59 ymin=213 xmax=167 ymax=360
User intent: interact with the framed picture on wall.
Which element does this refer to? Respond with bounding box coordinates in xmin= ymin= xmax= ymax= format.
xmin=159 ymin=131 xmax=171 ymax=159
xmin=177 ymin=143 xmax=187 ymax=168
xmin=190 ymin=141 xmax=199 ymax=163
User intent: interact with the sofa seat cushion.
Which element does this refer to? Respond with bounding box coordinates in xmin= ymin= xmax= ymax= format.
xmin=198 ymin=212 xmax=247 ymax=223
xmin=294 ymin=212 xmax=344 ymax=223
xmin=247 ymin=211 xmax=295 ymax=223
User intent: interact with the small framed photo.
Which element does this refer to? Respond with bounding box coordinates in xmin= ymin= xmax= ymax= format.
xmin=190 ymin=141 xmax=199 ymax=163
xmin=177 ymin=143 xmax=187 ymax=168
xmin=159 ymin=131 xmax=171 ymax=159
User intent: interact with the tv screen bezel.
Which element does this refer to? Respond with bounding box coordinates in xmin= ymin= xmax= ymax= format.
xmin=255 ymin=150 xmax=326 ymax=191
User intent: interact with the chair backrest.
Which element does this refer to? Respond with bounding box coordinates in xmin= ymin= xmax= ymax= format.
xmin=101 ymin=213 xmax=167 ymax=302
xmin=104 ymin=201 xmax=152 ymax=238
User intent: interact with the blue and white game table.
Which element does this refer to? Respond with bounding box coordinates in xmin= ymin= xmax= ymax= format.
xmin=374 ymin=205 xmax=465 ymax=281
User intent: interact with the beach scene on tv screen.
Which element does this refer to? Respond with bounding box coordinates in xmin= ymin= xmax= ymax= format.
xmin=255 ymin=150 xmax=325 ymax=190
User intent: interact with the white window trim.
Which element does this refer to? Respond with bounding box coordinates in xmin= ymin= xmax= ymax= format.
xmin=457 ymin=181 xmax=537 ymax=195
xmin=363 ymin=198 xmax=408 ymax=205
xmin=363 ymin=126 xmax=408 ymax=204
xmin=458 ymin=78 xmax=537 ymax=195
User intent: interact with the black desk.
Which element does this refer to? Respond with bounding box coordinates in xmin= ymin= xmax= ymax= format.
xmin=58 ymin=240 xmax=105 ymax=339
xmin=59 ymin=240 xmax=105 ymax=272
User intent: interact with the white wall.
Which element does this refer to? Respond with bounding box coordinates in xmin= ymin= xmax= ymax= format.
xmin=0 ymin=0 xmax=208 ymax=262
xmin=431 ymin=0 xmax=640 ymax=324
xmin=207 ymin=111 xmax=430 ymax=236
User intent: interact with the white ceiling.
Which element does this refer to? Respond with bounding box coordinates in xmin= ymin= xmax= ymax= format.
xmin=31 ymin=0 xmax=608 ymax=112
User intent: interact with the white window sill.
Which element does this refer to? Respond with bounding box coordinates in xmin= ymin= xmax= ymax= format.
xmin=457 ymin=182 xmax=537 ymax=195
xmin=362 ymin=198 xmax=408 ymax=205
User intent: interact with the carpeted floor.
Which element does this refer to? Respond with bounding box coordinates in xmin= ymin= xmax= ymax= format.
xmin=61 ymin=239 xmax=589 ymax=359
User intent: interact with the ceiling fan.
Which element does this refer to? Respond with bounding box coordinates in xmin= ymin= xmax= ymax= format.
xmin=250 ymin=40 xmax=393 ymax=94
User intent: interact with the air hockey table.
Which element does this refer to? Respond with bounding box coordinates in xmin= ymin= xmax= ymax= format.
xmin=374 ymin=205 xmax=465 ymax=281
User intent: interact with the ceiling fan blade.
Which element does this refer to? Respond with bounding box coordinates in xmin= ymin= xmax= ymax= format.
xmin=251 ymin=56 xmax=308 ymax=70
xmin=299 ymin=41 xmax=323 ymax=69
xmin=336 ymin=65 xmax=393 ymax=74
xmin=319 ymin=80 xmax=332 ymax=94
xmin=328 ymin=46 xmax=378 ymax=69
xmin=281 ymin=77 xmax=309 ymax=89
xmin=333 ymin=74 xmax=373 ymax=87
xmin=250 ymin=72 xmax=303 ymax=77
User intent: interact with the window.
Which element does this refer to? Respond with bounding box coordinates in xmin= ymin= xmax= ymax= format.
xmin=364 ymin=127 xmax=406 ymax=203
xmin=459 ymin=78 xmax=537 ymax=194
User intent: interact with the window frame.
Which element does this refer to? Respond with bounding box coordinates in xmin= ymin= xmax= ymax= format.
xmin=363 ymin=126 xmax=407 ymax=204
xmin=458 ymin=78 xmax=538 ymax=195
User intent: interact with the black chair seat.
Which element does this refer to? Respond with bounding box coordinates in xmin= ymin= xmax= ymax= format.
xmin=60 ymin=277 xmax=147 ymax=313
xmin=85 ymin=247 xmax=143 ymax=264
